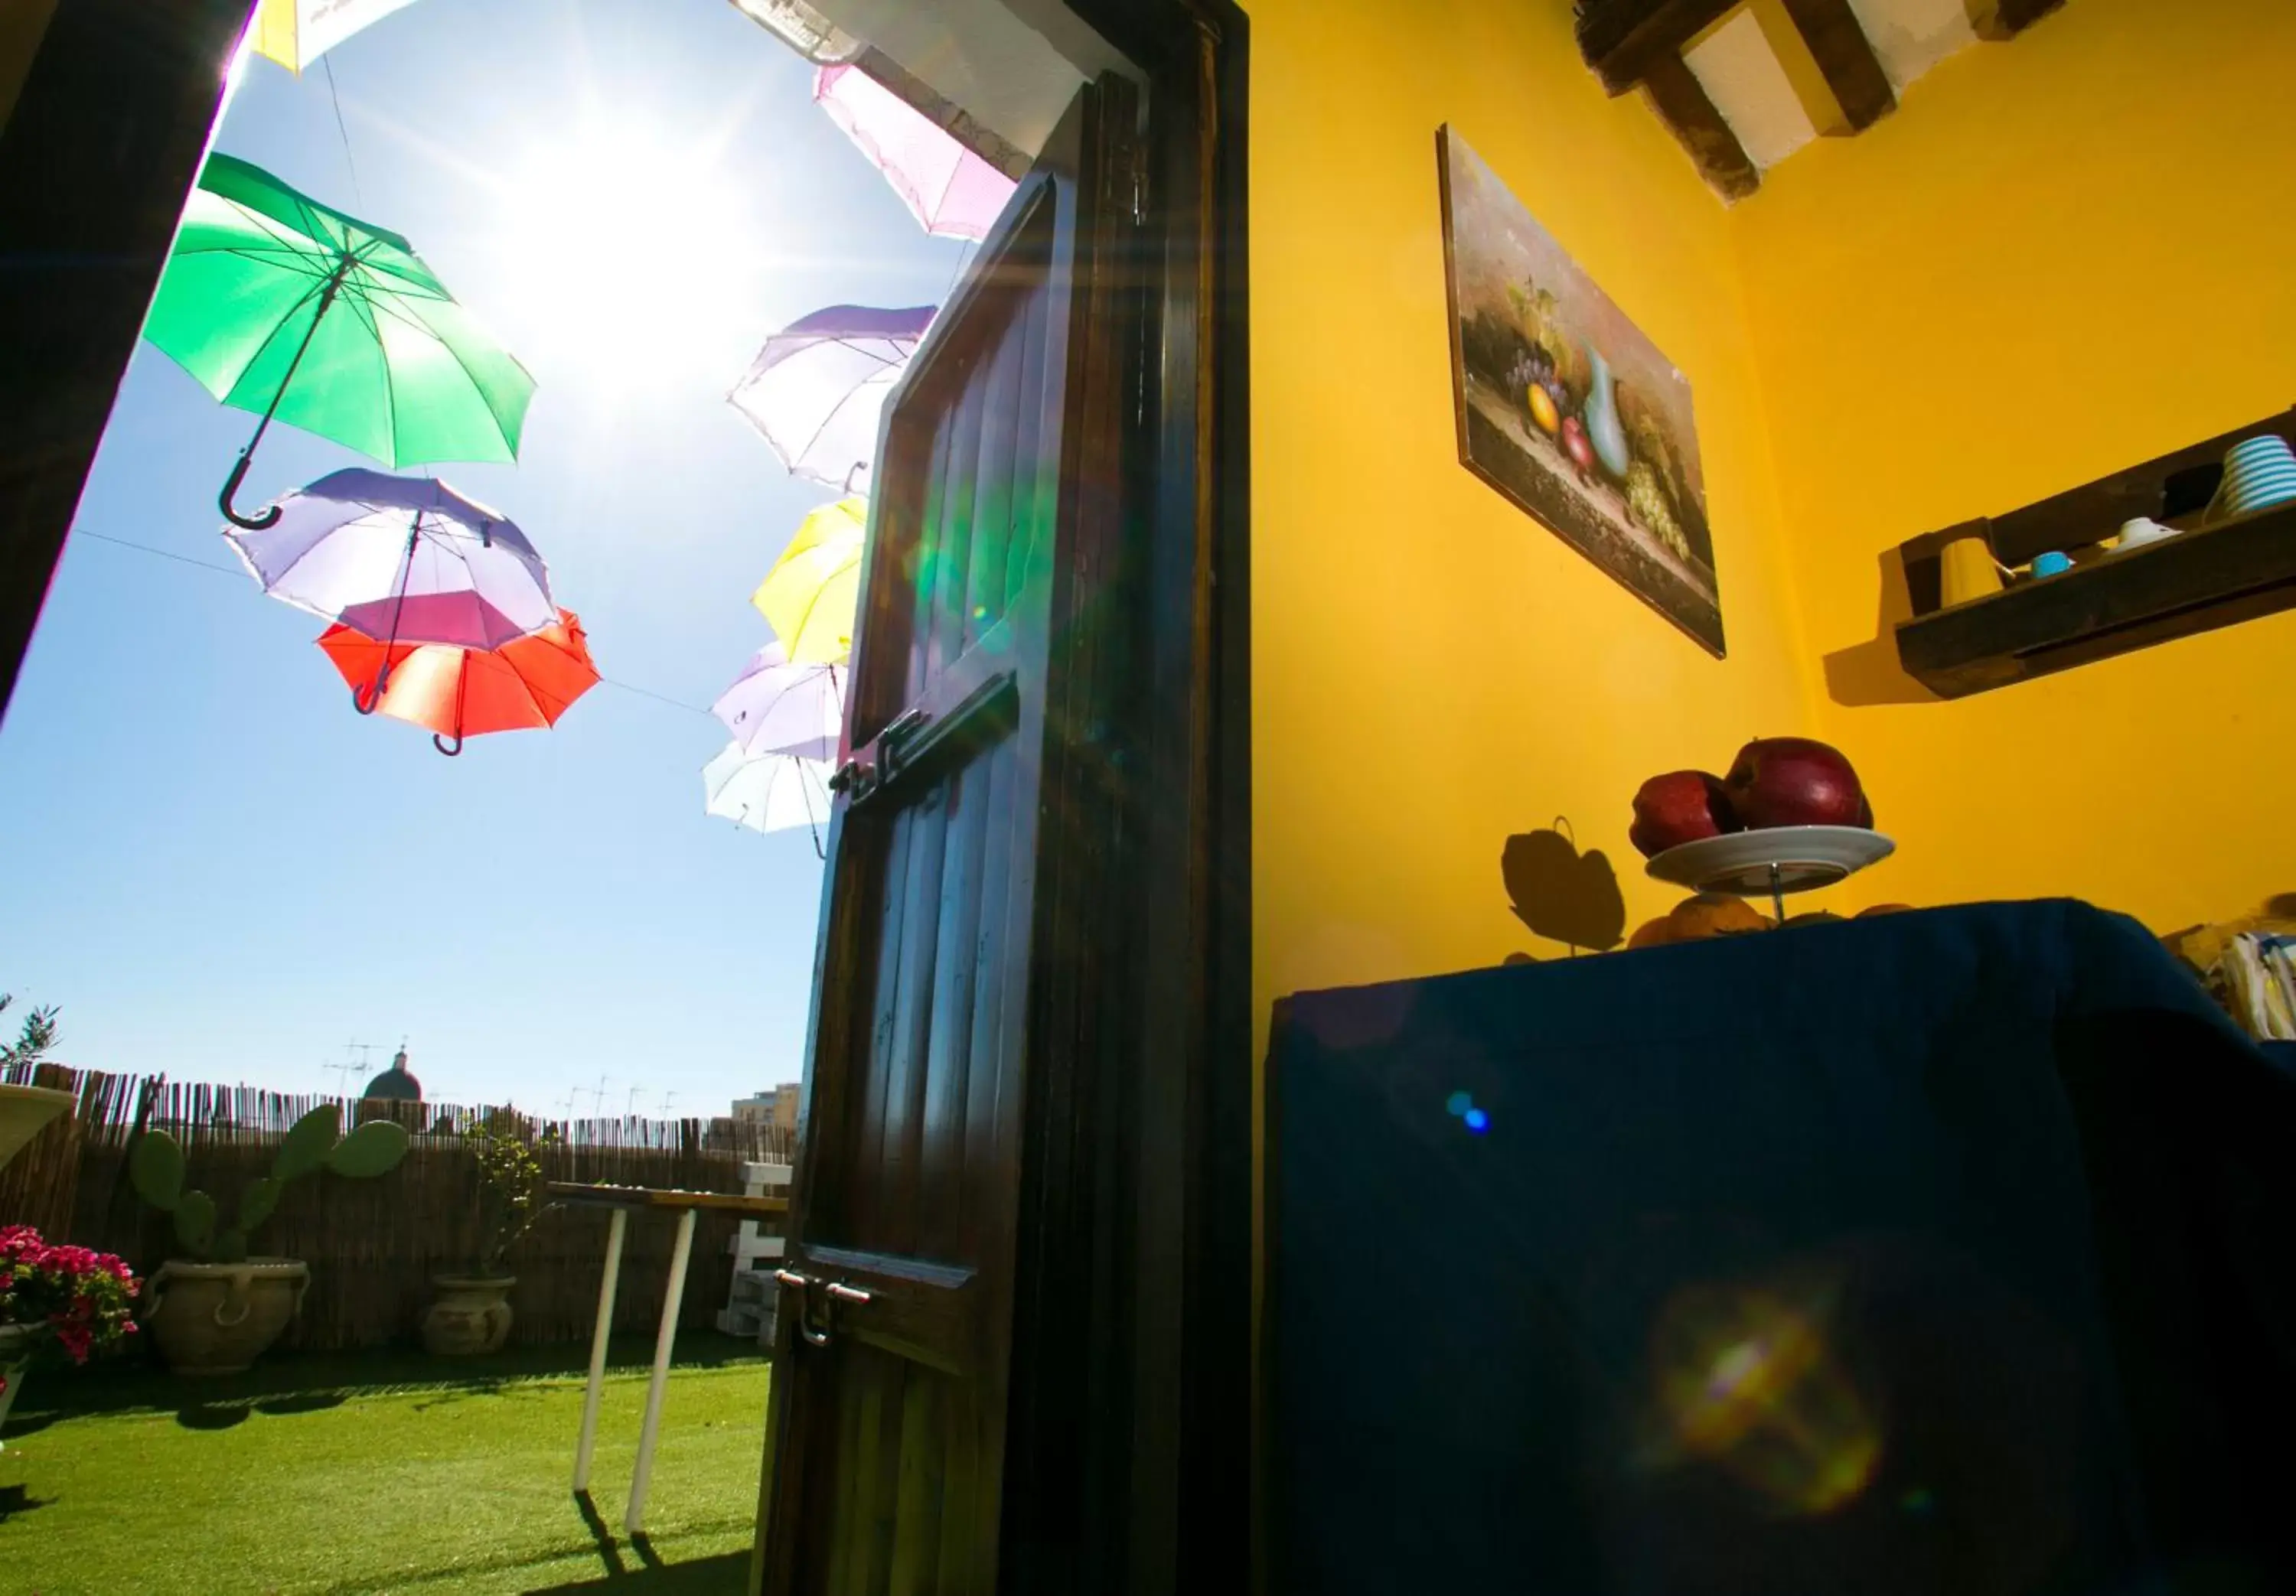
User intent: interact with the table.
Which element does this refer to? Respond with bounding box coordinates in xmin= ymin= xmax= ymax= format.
xmin=1267 ymin=900 xmax=2296 ymax=1591
xmin=550 ymin=1182 xmax=791 ymax=1533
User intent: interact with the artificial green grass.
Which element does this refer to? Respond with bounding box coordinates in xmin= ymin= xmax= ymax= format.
xmin=0 ymin=1342 xmax=768 ymax=1594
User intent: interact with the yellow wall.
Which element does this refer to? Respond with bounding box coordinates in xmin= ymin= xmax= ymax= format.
xmin=1247 ymin=0 xmax=1819 ymax=1039
xmin=1734 ymin=0 xmax=2296 ymax=933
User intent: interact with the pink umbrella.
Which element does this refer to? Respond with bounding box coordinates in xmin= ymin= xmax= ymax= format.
xmin=814 ymin=64 xmax=1018 ymax=243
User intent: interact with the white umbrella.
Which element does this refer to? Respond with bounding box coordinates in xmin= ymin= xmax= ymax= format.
xmin=727 ymin=305 xmax=933 ymax=495
xmin=702 ymin=744 xmax=833 ymax=837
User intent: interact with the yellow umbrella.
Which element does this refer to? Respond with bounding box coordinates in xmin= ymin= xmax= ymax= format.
xmin=752 ymin=498 xmax=866 ymax=666
xmin=249 ymin=0 xmax=419 ymax=73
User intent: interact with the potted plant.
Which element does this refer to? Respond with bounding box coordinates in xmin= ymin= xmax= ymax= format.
xmin=0 ymin=1226 xmax=139 ymax=1445
xmin=129 ymin=1104 xmax=409 ymax=1376
xmin=423 ymin=1108 xmax=556 ymax=1356
xmin=0 ymin=993 xmax=76 ymax=1171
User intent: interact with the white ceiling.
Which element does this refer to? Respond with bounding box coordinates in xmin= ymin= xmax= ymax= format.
xmin=1685 ymin=0 xmax=1980 ymax=175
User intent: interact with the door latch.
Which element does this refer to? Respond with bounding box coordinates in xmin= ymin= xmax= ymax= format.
xmin=773 ymin=1269 xmax=871 ymax=1347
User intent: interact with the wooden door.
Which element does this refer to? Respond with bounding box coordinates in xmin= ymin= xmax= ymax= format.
xmin=753 ymin=77 xmax=1136 ymax=1596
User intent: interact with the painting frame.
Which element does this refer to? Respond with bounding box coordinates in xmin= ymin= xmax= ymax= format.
xmin=1438 ymin=125 xmax=1725 ymax=657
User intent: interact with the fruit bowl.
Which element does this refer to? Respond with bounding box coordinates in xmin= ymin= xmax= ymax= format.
xmin=1645 ymin=826 xmax=1896 ymax=897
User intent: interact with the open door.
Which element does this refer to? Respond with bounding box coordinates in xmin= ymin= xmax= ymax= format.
xmin=753 ymin=75 xmax=1138 ymax=1596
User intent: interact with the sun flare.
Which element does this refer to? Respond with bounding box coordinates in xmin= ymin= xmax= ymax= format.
xmin=491 ymin=118 xmax=765 ymax=394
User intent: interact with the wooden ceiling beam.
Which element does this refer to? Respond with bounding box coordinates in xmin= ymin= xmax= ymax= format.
xmin=1641 ymin=52 xmax=1760 ymax=200
xmin=1778 ymin=0 xmax=1895 ymax=131
xmin=1577 ymin=0 xmax=1740 ymax=96
xmin=1980 ymin=0 xmax=2069 ymax=40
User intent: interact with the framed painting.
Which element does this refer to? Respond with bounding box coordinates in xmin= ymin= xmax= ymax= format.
xmin=1439 ymin=126 xmax=1723 ymax=656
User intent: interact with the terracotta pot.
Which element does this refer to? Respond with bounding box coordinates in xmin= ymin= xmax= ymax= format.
xmin=0 ymin=1083 xmax=75 ymax=1172
xmin=422 ymin=1274 xmax=515 ymax=1356
xmin=143 ymin=1259 xmax=309 ymax=1376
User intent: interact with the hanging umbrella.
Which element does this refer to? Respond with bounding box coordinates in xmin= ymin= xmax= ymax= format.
xmin=142 ymin=152 xmax=536 ymax=529
xmin=814 ymin=65 xmax=1018 ymax=243
xmin=710 ymin=642 xmax=845 ymax=761
xmin=703 ymin=744 xmax=834 ymax=837
xmin=752 ymin=498 xmax=865 ymax=666
xmin=227 ymin=469 xmax=555 ymax=708
xmin=249 ymin=0 xmax=421 ymax=71
xmin=727 ymin=305 xmax=934 ymax=495
xmin=317 ymin=609 xmax=598 ymax=757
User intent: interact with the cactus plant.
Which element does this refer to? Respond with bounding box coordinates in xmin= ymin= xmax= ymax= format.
xmin=129 ymin=1105 xmax=409 ymax=1263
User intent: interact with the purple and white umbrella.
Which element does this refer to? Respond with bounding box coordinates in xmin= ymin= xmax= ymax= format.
xmin=224 ymin=468 xmax=554 ymax=660
xmin=728 ymin=305 xmax=933 ymax=496
xmin=814 ymin=64 xmax=1018 ymax=243
xmin=709 ymin=641 xmax=846 ymax=761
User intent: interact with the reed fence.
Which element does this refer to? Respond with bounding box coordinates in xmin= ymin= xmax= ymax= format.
xmin=0 ymin=1063 xmax=794 ymax=1350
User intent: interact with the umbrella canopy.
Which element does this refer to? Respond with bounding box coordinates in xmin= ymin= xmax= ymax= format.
xmin=249 ymin=0 xmax=420 ymax=71
xmin=727 ymin=304 xmax=934 ymax=495
xmin=318 ymin=610 xmax=598 ymax=757
xmin=814 ymin=65 xmax=1018 ymax=243
xmin=228 ymin=469 xmax=555 ymax=670
xmin=703 ymin=744 xmax=834 ymax=836
xmin=710 ymin=642 xmax=845 ymax=761
xmin=752 ymin=498 xmax=866 ymax=666
xmin=142 ymin=152 xmax=535 ymax=526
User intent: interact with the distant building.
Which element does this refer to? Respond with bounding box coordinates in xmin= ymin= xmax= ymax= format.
xmin=364 ymin=1046 xmax=422 ymax=1103
xmin=732 ymin=1083 xmax=801 ymax=1132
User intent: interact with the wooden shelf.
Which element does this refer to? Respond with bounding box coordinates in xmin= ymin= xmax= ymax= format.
xmin=1896 ymin=500 xmax=2296 ymax=697
xmin=1892 ymin=406 xmax=2296 ymax=698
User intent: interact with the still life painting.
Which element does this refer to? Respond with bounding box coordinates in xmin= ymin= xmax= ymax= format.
xmin=1439 ymin=126 xmax=1723 ymax=656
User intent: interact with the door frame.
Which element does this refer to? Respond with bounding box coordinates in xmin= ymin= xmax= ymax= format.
xmin=0 ymin=1 xmax=1253 ymax=1591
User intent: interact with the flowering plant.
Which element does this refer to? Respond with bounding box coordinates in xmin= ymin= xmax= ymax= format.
xmin=0 ymin=1226 xmax=139 ymax=1388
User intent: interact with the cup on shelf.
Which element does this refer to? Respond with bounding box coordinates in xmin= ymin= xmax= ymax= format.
xmin=1939 ymin=532 xmax=2005 ymax=605
xmin=2030 ymin=551 xmax=2073 ymax=578
xmin=2113 ymin=516 xmax=2178 ymax=553
xmin=2210 ymin=435 xmax=2296 ymax=523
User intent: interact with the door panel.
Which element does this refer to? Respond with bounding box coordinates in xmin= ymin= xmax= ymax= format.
xmin=756 ymin=76 xmax=1133 ymax=1596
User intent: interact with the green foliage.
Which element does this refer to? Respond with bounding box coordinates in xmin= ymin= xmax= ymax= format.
xmin=272 ymin=1105 xmax=342 ymax=1181
xmin=327 ymin=1119 xmax=410 ymax=1178
xmin=128 ymin=1130 xmax=186 ymax=1212
xmin=237 ymin=1175 xmax=285 ymax=1234
xmin=172 ymin=1190 xmax=217 ymax=1257
xmin=129 ymin=1105 xmax=409 ymax=1263
xmin=0 ymin=992 xmax=60 ymax=1068
xmin=468 ymin=1109 xmax=559 ymax=1277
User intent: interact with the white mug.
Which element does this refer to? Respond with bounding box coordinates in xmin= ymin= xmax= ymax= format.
xmin=2114 ymin=516 xmax=2177 ymax=553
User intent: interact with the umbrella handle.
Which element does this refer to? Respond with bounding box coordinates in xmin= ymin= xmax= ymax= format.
xmin=220 ymin=452 xmax=281 ymax=532
xmin=432 ymin=731 xmax=464 ymax=757
xmin=352 ymin=661 xmax=392 ymax=715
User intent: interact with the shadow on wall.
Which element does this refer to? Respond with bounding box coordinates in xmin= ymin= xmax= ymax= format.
xmin=1502 ymin=823 xmax=1626 ymax=960
xmin=1822 ymin=549 xmax=1944 ymax=708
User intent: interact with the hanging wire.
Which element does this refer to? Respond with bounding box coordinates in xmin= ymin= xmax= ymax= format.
xmin=321 ymin=57 xmax=365 ymax=210
xmin=72 ymin=526 xmax=721 ymax=721
xmin=73 ymin=529 xmax=243 ymax=578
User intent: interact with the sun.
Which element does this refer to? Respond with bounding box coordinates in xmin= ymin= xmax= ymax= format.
xmin=491 ymin=118 xmax=767 ymax=395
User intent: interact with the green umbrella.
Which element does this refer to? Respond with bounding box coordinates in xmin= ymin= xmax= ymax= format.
xmin=142 ymin=152 xmax=536 ymax=529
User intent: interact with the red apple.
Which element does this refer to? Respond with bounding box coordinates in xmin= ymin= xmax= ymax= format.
xmin=1724 ymin=737 xmax=1868 ymax=829
xmin=1629 ymin=770 xmax=1740 ymax=858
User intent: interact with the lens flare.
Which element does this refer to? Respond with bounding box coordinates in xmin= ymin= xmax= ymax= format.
xmin=1648 ymin=1280 xmax=1881 ymax=1516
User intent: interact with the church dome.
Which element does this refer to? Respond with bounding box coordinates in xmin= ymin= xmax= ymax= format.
xmin=364 ymin=1047 xmax=422 ymax=1102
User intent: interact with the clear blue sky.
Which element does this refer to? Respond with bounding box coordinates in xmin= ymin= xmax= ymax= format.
xmin=0 ymin=0 xmax=961 ymax=1116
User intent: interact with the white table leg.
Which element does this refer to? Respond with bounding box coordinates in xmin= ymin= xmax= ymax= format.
xmin=625 ymin=1206 xmax=696 ymax=1535
xmin=572 ymin=1206 xmax=627 ymax=1493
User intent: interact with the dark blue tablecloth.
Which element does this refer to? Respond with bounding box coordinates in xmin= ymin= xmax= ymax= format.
xmin=1267 ymin=901 xmax=2296 ymax=1595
